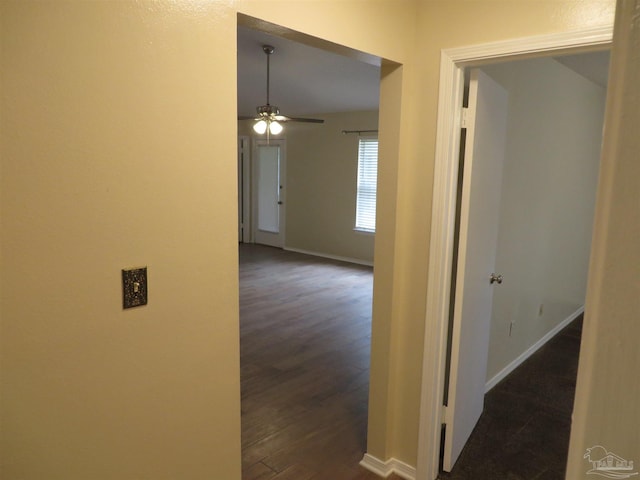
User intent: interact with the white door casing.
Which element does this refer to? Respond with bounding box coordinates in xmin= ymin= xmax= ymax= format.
xmin=442 ymin=69 xmax=508 ymax=471
xmin=238 ymin=136 xmax=250 ymax=243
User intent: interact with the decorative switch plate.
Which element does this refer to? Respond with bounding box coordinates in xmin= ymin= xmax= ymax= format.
xmin=122 ymin=267 xmax=147 ymax=309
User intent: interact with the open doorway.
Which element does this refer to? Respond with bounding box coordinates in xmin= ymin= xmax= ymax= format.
xmin=441 ymin=52 xmax=608 ymax=478
xmin=418 ymin=26 xmax=613 ymax=480
xmin=236 ymin=18 xmax=383 ymax=479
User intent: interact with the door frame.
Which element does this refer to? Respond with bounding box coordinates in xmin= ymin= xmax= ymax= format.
xmin=239 ymin=135 xmax=251 ymax=243
xmin=416 ymin=25 xmax=613 ymax=480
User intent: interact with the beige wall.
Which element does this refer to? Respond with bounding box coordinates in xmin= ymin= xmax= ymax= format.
xmin=567 ymin=0 xmax=640 ymax=475
xmin=3 ymin=0 xmax=632 ymax=478
xmin=285 ymin=111 xmax=378 ymax=263
xmin=482 ymin=58 xmax=606 ymax=381
xmin=1 ymin=1 xmax=412 ymax=478
xmin=1 ymin=1 xmax=241 ymax=478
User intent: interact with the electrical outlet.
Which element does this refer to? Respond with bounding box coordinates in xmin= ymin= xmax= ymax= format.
xmin=122 ymin=267 xmax=147 ymax=309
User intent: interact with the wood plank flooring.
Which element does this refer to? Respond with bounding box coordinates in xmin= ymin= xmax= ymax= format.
xmin=240 ymin=243 xmax=581 ymax=479
xmin=239 ymin=244 xmax=393 ymax=480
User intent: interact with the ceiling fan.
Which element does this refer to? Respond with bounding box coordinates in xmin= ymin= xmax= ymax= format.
xmin=239 ymin=44 xmax=324 ymax=136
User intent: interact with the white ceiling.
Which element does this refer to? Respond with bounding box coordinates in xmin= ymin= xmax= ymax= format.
xmin=237 ymin=26 xmax=610 ymax=120
xmin=237 ymin=26 xmax=381 ymax=118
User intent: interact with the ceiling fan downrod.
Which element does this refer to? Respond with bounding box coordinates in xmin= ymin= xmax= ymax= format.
xmin=244 ymin=43 xmax=323 ymax=135
xmin=263 ymin=45 xmax=274 ymax=107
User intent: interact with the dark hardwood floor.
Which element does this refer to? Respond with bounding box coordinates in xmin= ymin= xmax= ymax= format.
xmin=240 ymin=243 xmax=581 ymax=480
xmin=239 ymin=244 xmax=394 ymax=480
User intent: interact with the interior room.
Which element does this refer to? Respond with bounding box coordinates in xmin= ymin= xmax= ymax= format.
xmin=237 ymin=29 xmax=611 ymax=477
xmin=237 ymin=25 xmax=380 ymax=264
xmin=1 ymin=2 xmax=637 ymax=480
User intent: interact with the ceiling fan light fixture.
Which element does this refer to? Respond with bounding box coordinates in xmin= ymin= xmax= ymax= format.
xmin=253 ymin=119 xmax=268 ymax=134
xmin=269 ymin=120 xmax=283 ymax=135
xmin=238 ymin=44 xmax=323 ymax=137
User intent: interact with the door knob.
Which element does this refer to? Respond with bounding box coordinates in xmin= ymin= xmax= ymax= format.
xmin=489 ymin=273 xmax=503 ymax=284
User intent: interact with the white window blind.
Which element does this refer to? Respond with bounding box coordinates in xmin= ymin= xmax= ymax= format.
xmin=355 ymin=137 xmax=378 ymax=233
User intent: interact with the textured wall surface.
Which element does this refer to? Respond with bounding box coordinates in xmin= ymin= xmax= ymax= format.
xmin=2 ymin=1 xmax=628 ymax=478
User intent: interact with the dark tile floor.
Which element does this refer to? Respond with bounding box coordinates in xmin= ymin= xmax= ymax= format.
xmin=439 ymin=316 xmax=583 ymax=480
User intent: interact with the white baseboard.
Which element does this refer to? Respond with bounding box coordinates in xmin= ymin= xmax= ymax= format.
xmin=360 ymin=453 xmax=416 ymax=480
xmin=284 ymin=246 xmax=373 ymax=267
xmin=485 ymin=306 xmax=585 ymax=393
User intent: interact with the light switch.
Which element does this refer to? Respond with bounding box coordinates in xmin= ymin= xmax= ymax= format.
xmin=122 ymin=267 xmax=147 ymax=309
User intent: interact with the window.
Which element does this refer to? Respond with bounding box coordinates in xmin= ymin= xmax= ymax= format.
xmin=355 ymin=137 xmax=378 ymax=233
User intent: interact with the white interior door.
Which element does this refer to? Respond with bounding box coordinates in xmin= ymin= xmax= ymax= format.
xmin=252 ymin=139 xmax=285 ymax=248
xmin=443 ymin=69 xmax=508 ymax=471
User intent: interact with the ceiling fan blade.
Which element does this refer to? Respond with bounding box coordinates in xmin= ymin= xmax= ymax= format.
xmin=288 ymin=117 xmax=325 ymax=124
xmin=238 ymin=114 xmax=324 ymax=125
xmin=276 ymin=115 xmax=324 ymax=124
